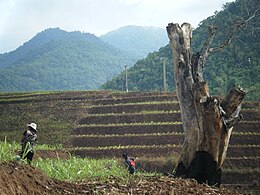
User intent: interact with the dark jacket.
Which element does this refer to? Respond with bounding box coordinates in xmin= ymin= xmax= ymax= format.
xmin=21 ymin=130 xmax=37 ymax=153
xmin=124 ymin=156 xmax=136 ymax=174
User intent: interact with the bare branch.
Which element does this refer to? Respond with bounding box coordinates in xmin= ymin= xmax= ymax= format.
xmin=209 ymin=7 xmax=260 ymax=53
xmin=191 ymin=25 xmax=217 ymax=82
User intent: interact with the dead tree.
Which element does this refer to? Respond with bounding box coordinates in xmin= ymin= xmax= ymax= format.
xmin=166 ymin=23 xmax=246 ymax=186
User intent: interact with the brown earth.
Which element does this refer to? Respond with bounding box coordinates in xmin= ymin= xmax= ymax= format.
xmin=0 ymin=161 xmax=242 ymax=195
xmin=71 ymin=134 xmax=184 ymax=147
xmin=34 ymin=149 xmax=71 ymax=160
xmin=78 ymin=112 xmax=182 ymax=124
xmin=72 ymin=124 xmax=184 ymax=135
xmin=1 ymin=92 xmax=259 ymax=194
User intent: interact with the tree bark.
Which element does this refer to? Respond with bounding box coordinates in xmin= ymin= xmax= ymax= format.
xmin=166 ymin=23 xmax=245 ymax=186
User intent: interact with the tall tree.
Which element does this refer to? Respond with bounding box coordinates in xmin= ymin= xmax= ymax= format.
xmin=166 ymin=23 xmax=245 ymax=186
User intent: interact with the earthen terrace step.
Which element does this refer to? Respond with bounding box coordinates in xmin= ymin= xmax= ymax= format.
xmin=69 ymin=132 xmax=260 ymax=147
xmin=79 ymin=112 xmax=182 ymax=125
xmin=70 ymin=133 xmax=184 ymax=147
xmin=72 ymin=123 xmax=184 ymax=135
xmin=67 ymin=145 xmax=260 ymax=159
xmin=90 ymin=95 xmax=178 ymax=105
xmin=88 ymin=101 xmax=180 ymax=114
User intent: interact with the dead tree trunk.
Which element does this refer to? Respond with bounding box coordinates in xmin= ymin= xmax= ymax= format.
xmin=166 ymin=23 xmax=245 ymax=186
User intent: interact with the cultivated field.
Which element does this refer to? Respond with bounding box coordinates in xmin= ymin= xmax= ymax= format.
xmin=61 ymin=91 xmax=260 ymax=188
xmin=0 ymin=90 xmax=259 ymax=193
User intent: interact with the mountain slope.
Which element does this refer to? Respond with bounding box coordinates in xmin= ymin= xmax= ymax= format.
xmin=0 ymin=28 xmax=135 ymax=91
xmin=100 ymin=25 xmax=169 ymax=58
xmin=101 ymin=0 xmax=260 ymax=101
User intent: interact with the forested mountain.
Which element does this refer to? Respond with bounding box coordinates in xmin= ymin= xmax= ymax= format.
xmin=0 ymin=28 xmax=135 ymax=91
xmin=100 ymin=26 xmax=169 ymax=58
xmin=101 ymin=0 xmax=260 ymax=101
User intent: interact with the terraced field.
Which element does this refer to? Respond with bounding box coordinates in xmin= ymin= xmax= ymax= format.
xmin=66 ymin=91 xmax=260 ymax=187
xmin=0 ymin=91 xmax=259 ymax=189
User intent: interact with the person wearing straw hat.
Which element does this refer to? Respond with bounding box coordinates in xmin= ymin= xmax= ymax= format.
xmin=18 ymin=123 xmax=38 ymax=164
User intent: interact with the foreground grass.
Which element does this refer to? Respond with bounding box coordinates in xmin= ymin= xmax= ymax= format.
xmin=33 ymin=156 xmax=130 ymax=182
xmin=0 ymin=138 xmax=20 ymax=161
xmin=0 ymin=139 xmax=62 ymax=162
xmin=0 ymin=140 xmax=158 ymax=182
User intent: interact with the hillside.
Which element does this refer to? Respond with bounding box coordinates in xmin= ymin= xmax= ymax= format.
xmin=100 ymin=25 xmax=169 ymax=58
xmin=101 ymin=0 xmax=260 ymax=101
xmin=0 ymin=28 xmax=135 ymax=91
xmin=0 ymin=91 xmax=259 ymax=193
xmin=66 ymin=91 xmax=259 ymax=188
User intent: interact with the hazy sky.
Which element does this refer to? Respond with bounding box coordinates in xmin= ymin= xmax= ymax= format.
xmin=0 ymin=0 xmax=234 ymax=53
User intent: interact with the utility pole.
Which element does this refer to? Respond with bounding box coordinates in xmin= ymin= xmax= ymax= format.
xmin=120 ymin=78 xmax=124 ymax=91
xmin=161 ymin=57 xmax=167 ymax=92
xmin=125 ymin=65 xmax=128 ymax=92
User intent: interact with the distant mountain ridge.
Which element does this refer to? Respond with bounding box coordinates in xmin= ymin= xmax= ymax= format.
xmin=0 ymin=28 xmax=134 ymax=91
xmin=0 ymin=26 xmax=169 ymax=92
xmin=0 ymin=28 xmax=106 ymax=68
xmin=100 ymin=25 xmax=168 ymax=58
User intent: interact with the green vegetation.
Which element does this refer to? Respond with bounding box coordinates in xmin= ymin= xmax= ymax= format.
xmin=100 ymin=25 xmax=168 ymax=58
xmin=33 ymin=157 xmax=129 ymax=181
xmin=102 ymin=0 xmax=260 ymax=101
xmin=0 ymin=140 xmax=159 ymax=182
xmin=0 ymin=138 xmax=20 ymax=162
xmin=0 ymin=139 xmax=61 ymax=162
xmin=0 ymin=28 xmax=134 ymax=91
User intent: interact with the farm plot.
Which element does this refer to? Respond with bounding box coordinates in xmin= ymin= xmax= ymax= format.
xmin=71 ymin=95 xmax=260 ymax=158
xmin=91 ymin=94 xmax=178 ymax=105
xmin=72 ymin=123 xmax=183 ymax=135
xmin=0 ymin=91 xmax=116 ymax=143
xmin=226 ymin=145 xmax=260 ymax=157
xmin=71 ymin=133 xmax=185 ymax=147
xmin=69 ymin=144 xmax=182 ymax=158
xmin=0 ymin=90 xmax=109 ymax=104
xmin=241 ymin=101 xmax=260 ymax=109
xmin=67 ymin=91 xmax=260 ymax=188
xmin=222 ymin=171 xmax=260 ymax=185
xmin=239 ymin=110 xmax=260 ymax=121
xmin=70 ymin=133 xmax=260 ymax=149
xmin=233 ymin=121 xmax=260 ymax=133
xmin=79 ymin=111 xmax=181 ymax=125
xmin=229 ymin=133 xmax=260 ymax=145
xmin=88 ymin=101 xmax=180 ymax=114
xmin=69 ymin=145 xmax=260 ymax=159
xmin=1 ymin=91 xmax=258 ymax=192
xmin=223 ymin=157 xmax=260 ymax=169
